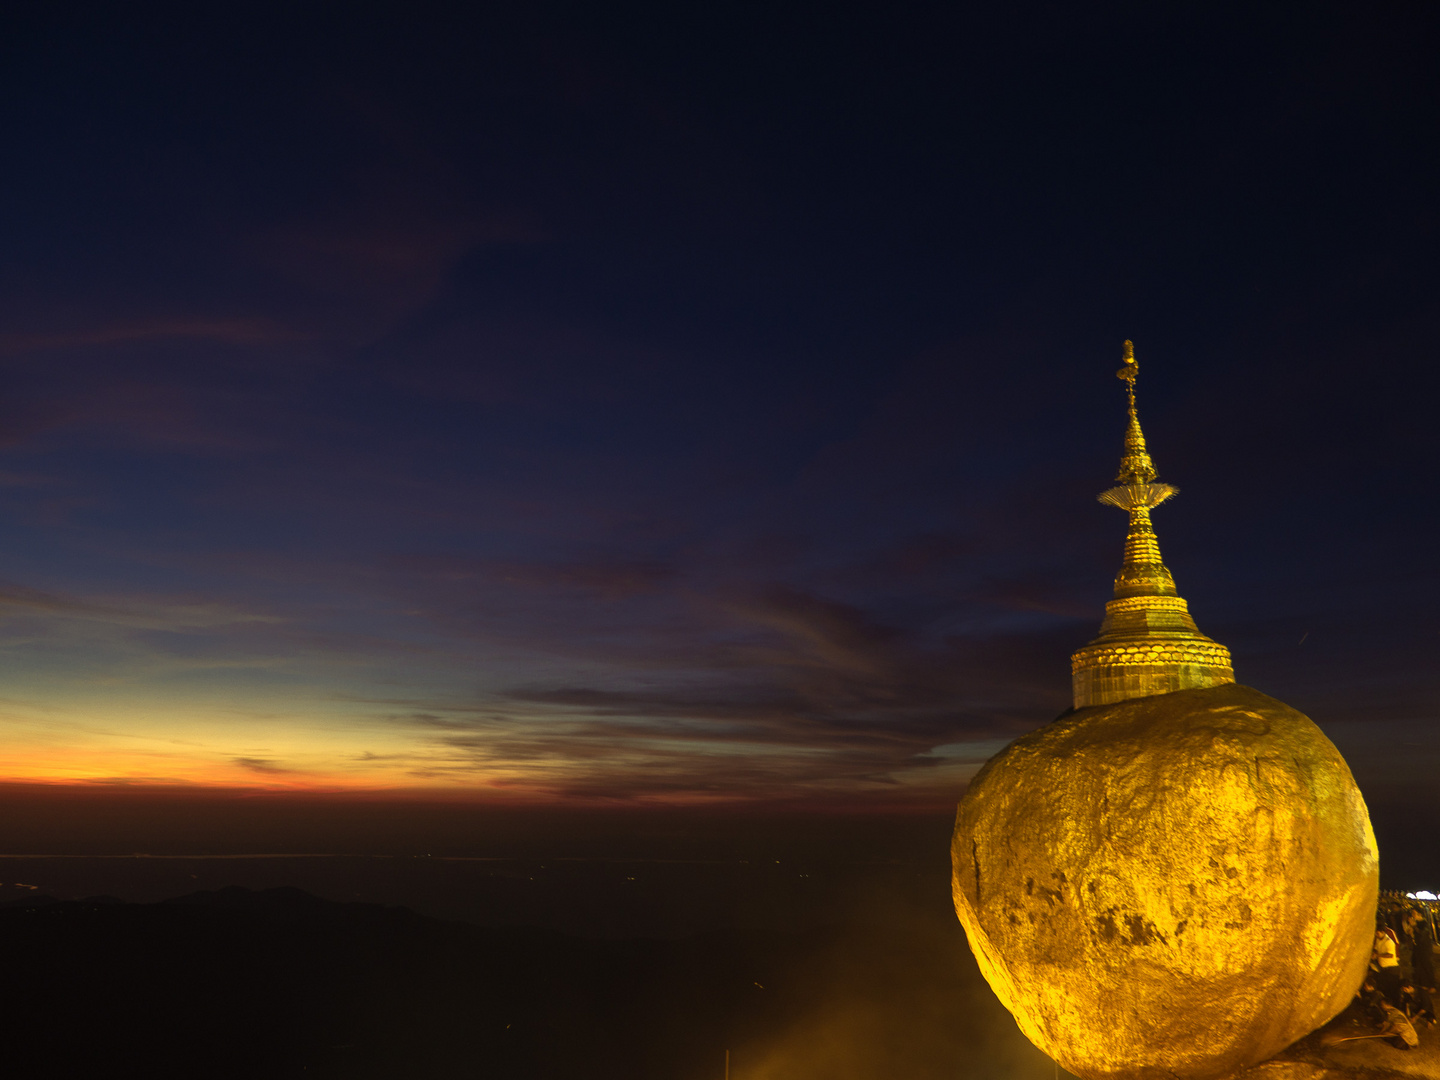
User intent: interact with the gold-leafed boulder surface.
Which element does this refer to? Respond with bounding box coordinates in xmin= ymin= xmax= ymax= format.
xmin=952 ymin=683 xmax=1379 ymax=1080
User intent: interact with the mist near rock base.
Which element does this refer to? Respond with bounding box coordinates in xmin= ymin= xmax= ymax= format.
xmin=728 ymin=891 xmax=1068 ymax=1080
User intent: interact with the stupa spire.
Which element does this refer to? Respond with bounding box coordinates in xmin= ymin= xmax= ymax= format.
xmin=1115 ymin=340 xmax=1156 ymax=484
xmin=1069 ymin=341 xmax=1234 ymax=708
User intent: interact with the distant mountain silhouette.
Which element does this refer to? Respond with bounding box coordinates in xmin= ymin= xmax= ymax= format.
xmin=0 ymin=885 xmax=1047 ymax=1079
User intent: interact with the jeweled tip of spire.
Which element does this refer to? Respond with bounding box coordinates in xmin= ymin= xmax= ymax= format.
xmin=1117 ymin=338 xmax=1136 ymax=383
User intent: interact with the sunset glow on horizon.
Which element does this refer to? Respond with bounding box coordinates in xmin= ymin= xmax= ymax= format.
xmin=0 ymin=579 xmax=1009 ymax=801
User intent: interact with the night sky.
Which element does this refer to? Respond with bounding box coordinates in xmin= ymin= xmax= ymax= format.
xmin=0 ymin=2 xmax=1436 ymax=851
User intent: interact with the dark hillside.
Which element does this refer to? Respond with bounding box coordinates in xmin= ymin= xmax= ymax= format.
xmin=0 ymin=886 xmax=1054 ymax=1079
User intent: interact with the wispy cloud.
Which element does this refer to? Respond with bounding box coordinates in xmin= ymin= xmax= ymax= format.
xmin=308 ymin=575 xmax=1074 ymax=803
xmin=232 ymin=757 xmax=292 ymax=775
xmin=0 ymin=319 xmax=306 ymax=355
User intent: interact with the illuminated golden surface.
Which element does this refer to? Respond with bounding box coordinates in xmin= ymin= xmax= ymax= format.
xmin=1071 ymin=341 xmax=1234 ymax=708
xmin=951 ymin=684 xmax=1378 ymax=1080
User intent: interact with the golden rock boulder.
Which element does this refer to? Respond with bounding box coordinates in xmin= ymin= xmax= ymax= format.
xmin=951 ymin=683 xmax=1378 ymax=1080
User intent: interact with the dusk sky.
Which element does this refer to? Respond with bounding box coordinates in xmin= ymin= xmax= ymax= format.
xmin=0 ymin=3 xmax=1436 ymax=826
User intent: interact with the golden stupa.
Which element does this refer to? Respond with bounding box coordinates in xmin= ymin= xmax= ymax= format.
xmin=1070 ymin=340 xmax=1233 ymax=708
xmin=950 ymin=342 xmax=1378 ymax=1080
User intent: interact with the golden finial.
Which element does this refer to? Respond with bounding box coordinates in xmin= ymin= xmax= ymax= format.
xmin=1109 ymin=340 xmax=1162 ymax=490
xmin=1069 ymin=340 xmax=1233 ymax=708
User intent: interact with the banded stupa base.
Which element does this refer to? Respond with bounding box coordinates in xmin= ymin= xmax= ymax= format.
xmin=1072 ymin=595 xmax=1233 ymax=706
